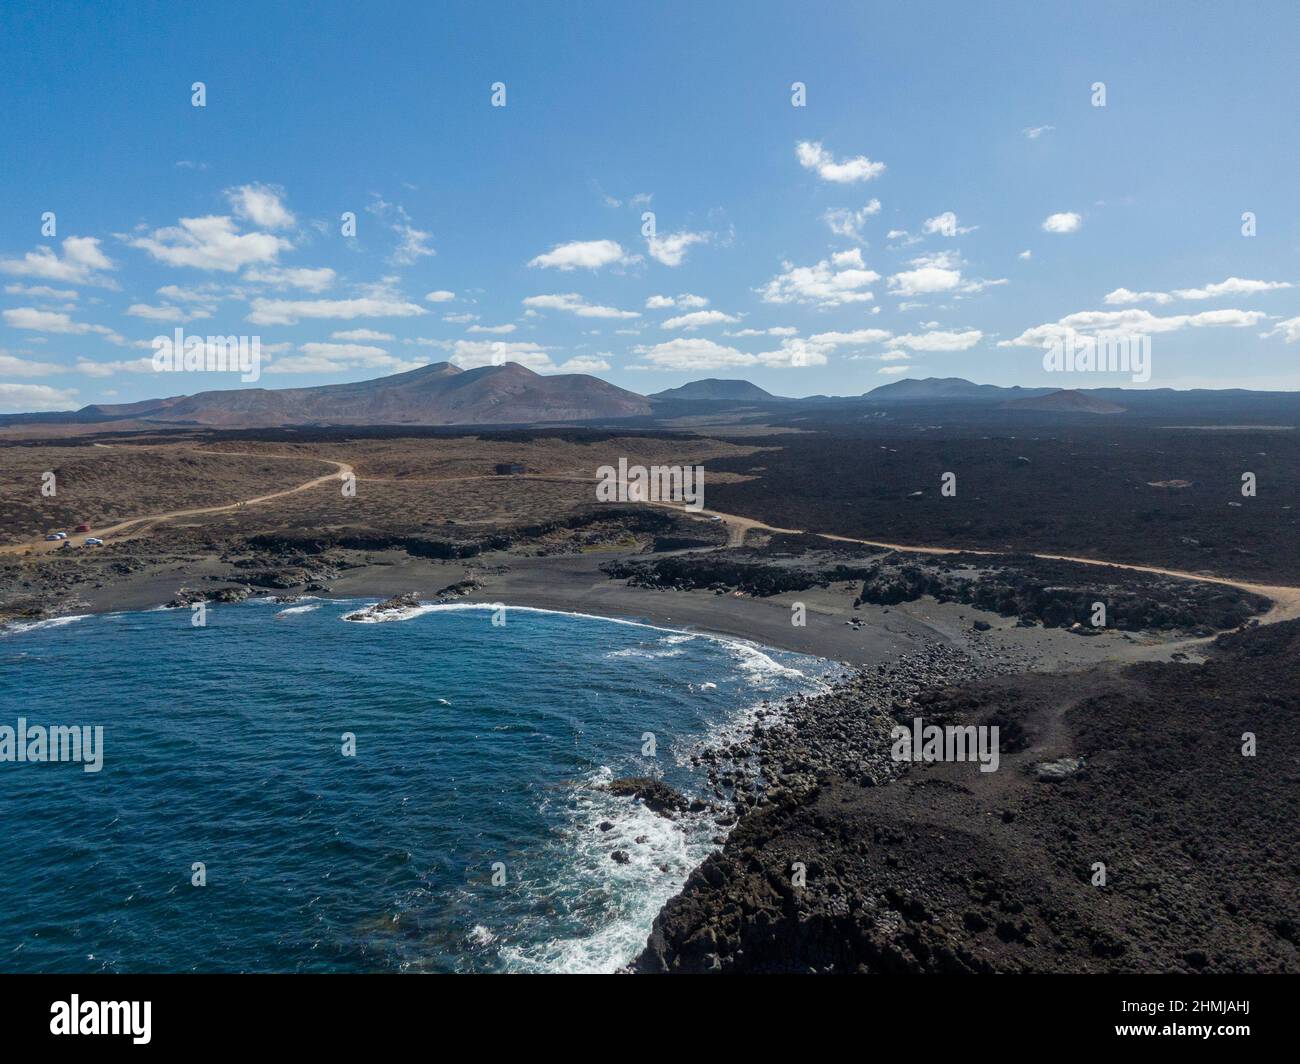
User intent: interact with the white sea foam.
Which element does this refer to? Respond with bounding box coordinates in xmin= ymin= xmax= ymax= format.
xmin=499 ymin=766 xmax=720 ymax=974
xmin=336 ymin=600 xmax=809 ymax=686
xmin=342 ymin=604 xmax=440 ymax=623
xmin=2 ymin=614 xmax=90 ymax=636
xmin=329 ymin=597 xmax=831 ymax=972
xmin=275 ymin=603 xmax=322 ymax=617
xmin=605 ymin=646 xmax=685 ymax=660
xmin=727 ymin=640 xmax=808 ymax=684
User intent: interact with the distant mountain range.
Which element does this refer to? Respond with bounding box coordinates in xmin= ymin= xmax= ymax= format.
xmin=865 ymin=377 xmax=1127 ymax=413
xmin=65 ymin=362 xmax=652 ymax=428
xmin=865 ymin=376 xmax=1057 ymax=401
xmin=6 ymin=367 xmax=1295 ymax=431
xmin=1004 ymin=389 xmax=1126 ymax=414
xmin=649 ymin=378 xmax=780 ymax=402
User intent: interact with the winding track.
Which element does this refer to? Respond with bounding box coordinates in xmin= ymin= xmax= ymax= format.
xmin=2 ymin=450 xmax=353 ymax=555
xmin=7 ymin=452 xmax=1297 ymax=624
xmin=645 ymin=502 xmax=1300 ymax=625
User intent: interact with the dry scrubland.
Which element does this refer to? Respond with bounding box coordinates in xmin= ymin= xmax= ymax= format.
xmin=0 ymin=432 xmax=760 ymax=547
xmin=0 ymin=443 xmax=332 ymax=545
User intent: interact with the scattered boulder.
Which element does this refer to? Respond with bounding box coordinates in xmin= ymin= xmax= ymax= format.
xmin=1035 ymin=756 xmax=1086 ymax=782
xmin=374 ymin=591 xmax=421 ymax=612
xmin=607 ymin=777 xmax=690 ymax=817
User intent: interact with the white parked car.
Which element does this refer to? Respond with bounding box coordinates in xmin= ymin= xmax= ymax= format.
xmin=84 ymin=537 xmax=105 ymax=546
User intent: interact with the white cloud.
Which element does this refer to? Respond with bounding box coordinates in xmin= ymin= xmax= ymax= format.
xmin=467 ymin=323 xmax=517 ymax=334
xmin=366 ymin=197 xmax=435 ymax=265
xmin=758 ymin=249 xmax=879 ymax=307
xmin=1268 ymin=316 xmax=1300 ymax=343
xmin=296 ymin=342 xmax=388 ymax=359
xmin=661 ymin=309 xmax=739 ymax=330
xmin=727 ymin=326 xmax=797 ymax=337
xmin=1177 ymin=277 xmax=1292 ymax=299
xmin=634 ymin=338 xmax=756 ymax=371
xmin=647 ymin=230 xmax=709 ymax=267
xmin=450 ymin=340 xmax=554 ymax=371
xmin=1103 ymin=287 xmax=1175 ymax=306
xmin=528 ymin=239 xmax=632 ymax=270
xmin=1041 ymin=212 xmax=1082 ymax=234
xmin=126 ymin=302 xmax=210 ymax=323
xmin=0 ymin=352 xmax=65 ymax=377
xmin=243 ymin=265 xmax=336 ymax=292
xmin=130 ymin=215 xmax=291 ymax=271
xmin=886 ymin=250 xmax=1000 ymax=299
xmin=823 ymin=199 xmax=881 ymax=241
xmin=634 ymin=336 xmax=826 ymax=371
xmin=3 ymin=307 xmax=123 ymax=343
xmin=1000 ymin=308 xmax=1268 ymax=347
xmin=922 ymin=211 xmax=976 ymax=236
xmin=155 ymin=283 xmax=234 ymax=308
xmin=332 ymin=329 xmax=394 ymax=341
xmin=1018 ymin=250 xmax=1032 ymax=260
xmin=888 ymin=265 xmax=962 ymax=297
xmin=807 ymin=328 xmax=892 ymax=349
xmin=225 ymin=184 xmax=295 ymax=229
xmin=393 ymin=224 xmax=435 ymax=265
xmin=646 ymin=293 xmax=708 ymax=309
xmin=557 ymin=355 xmax=612 ymax=373
xmin=264 ymin=341 xmax=423 ymax=375
xmin=425 ymin=290 xmax=455 ymax=303
xmin=1022 ymin=125 xmax=1055 ymax=139
xmin=0 ymin=382 xmax=78 ymax=412
xmin=877 ymin=365 xmax=912 ymax=375
xmin=5 ymin=284 xmax=78 ymax=301
xmin=796 ymin=140 xmax=885 ymax=183
xmin=247 ymin=296 xmax=426 ymax=325
xmin=522 ymin=293 xmax=639 ymax=319
xmin=1107 ymin=277 xmax=1293 ymax=304
xmin=74 ymin=357 xmax=156 ymax=377
xmin=893 ymin=329 xmax=983 ymax=352
xmin=0 ymin=236 xmax=115 ymax=286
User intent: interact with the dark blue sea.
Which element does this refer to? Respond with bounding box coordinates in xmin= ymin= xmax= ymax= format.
xmin=0 ymin=599 xmax=829 ymax=972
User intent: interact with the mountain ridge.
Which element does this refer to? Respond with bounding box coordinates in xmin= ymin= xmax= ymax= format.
xmin=649 ymin=378 xmax=781 ymax=402
xmin=72 ymin=361 xmax=652 ymax=428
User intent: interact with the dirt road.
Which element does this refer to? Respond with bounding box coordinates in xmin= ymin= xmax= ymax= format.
xmin=2 ymin=450 xmax=353 ymax=556
xmin=8 ymin=451 xmax=1296 ymax=623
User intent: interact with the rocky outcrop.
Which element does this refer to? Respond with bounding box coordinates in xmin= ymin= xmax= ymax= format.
xmin=607 ymin=777 xmax=690 ymax=817
xmin=603 ymin=550 xmax=885 ymax=598
xmin=634 ymin=620 xmax=1300 ymax=974
xmin=342 ymin=591 xmax=423 ymax=621
xmin=165 ymin=585 xmax=255 ymax=608
xmin=853 ymin=552 xmax=1270 ymax=633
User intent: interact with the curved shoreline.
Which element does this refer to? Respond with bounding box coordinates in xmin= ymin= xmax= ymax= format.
xmin=3 ymin=595 xmax=834 ymax=973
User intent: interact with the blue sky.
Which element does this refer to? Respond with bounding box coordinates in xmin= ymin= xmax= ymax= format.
xmin=1 ymin=0 xmax=1298 ymax=412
